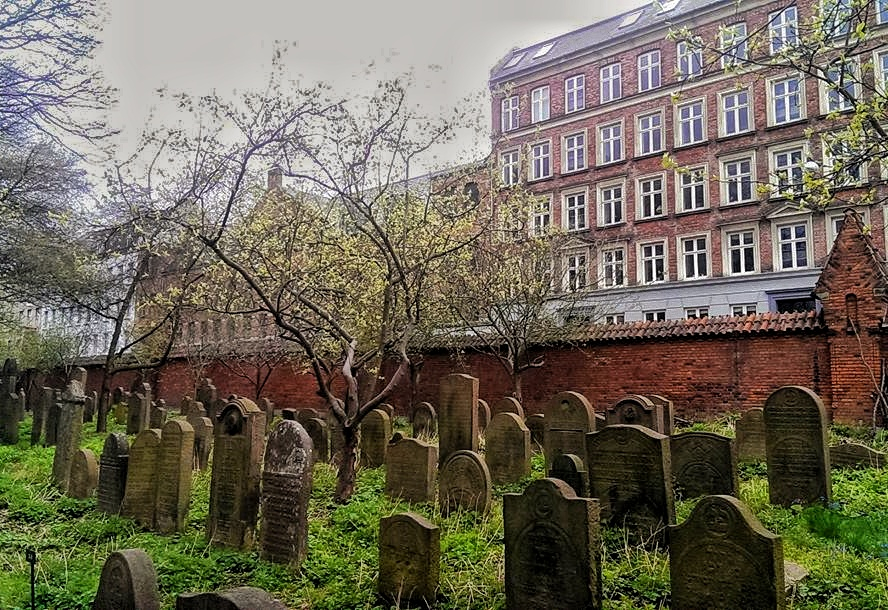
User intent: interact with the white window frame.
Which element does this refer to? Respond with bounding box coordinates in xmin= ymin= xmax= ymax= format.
xmin=719 ymin=87 xmax=752 ymax=137
xmin=822 ymin=134 xmax=865 ymax=187
xmin=598 ymin=181 xmax=625 ymax=227
xmin=768 ymin=74 xmax=805 ymax=126
xmin=637 ymin=174 xmax=666 ymax=219
xmin=769 ymin=142 xmax=807 ymax=199
xmin=826 ymin=207 xmax=869 ymax=246
xmin=644 ymin=310 xmax=667 ymax=322
xmin=638 ymin=240 xmax=668 ymax=284
xmin=685 ymin=307 xmax=710 ymax=319
xmin=638 ymin=50 xmax=662 ymax=92
xmin=769 ymin=6 xmax=798 ymax=54
xmin=605 ymin=313 xmax=625 ymax=324
xmin=563 ymin=131 xmax=587 ymax=173
xmin=677 ymin=39 xmax=703 ymax=79
xmin=600 ymin=244 xmax=627 ymax=288
xmin=720 ymin=152 xmax=757 ymax=205
xmin=723 ymin=224 xmax=759 ymax=276
xmin=676 ymin=98 xmax=706 ymax=146
xmin=821 ymin=0 xmax=853 ymax=38
xmin=600 ymin=63 xmax=622 ymax=103
xmin=820 ymin=59 xmax=859 ymax=114
xmin=500 ymin=149 xmax=520 ymax=186
xmin=720 ymin=22 xmax=748 ymax=68
xmin=533 ymin=195 xmax=552 ymax=236
xmin=879 ymin=0 xmax=888 ymax=24
xmin=565 ymin=74 xmax=585 ymax=113
xmin=677 ymin=164 xmax=709 ymax=212
xmin=501 ymin=96 xmax=519 ymax=132
xmin=531 ymin=85 xmax=550 ymax=123
xmin=678 ymin=233 xmax=710 ymax=280
xmin=563 ymin=189 xmax=589 ymax=232
xmin=732 ymin=304 xmax=757 ymax=316
xmin=636 ymin=110 xmax=663 ymax=156
xmin=562 ymin=248 xmax=589 ymax=292
xmin=773 ymin=216 xmax=813 ymax=271
xmin=529 ymin=140 xmax=552 ymax=181
xmin=598 ymin=121 xmax=624 ymax=165
xmin=876 ymin=50 xmax=888 ymax=95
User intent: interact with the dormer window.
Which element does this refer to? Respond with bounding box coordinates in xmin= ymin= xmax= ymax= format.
xmin=503 ymin=52 xmax=525 ymax=69
xmin=533 ymin=42 xmax=555 ymax=59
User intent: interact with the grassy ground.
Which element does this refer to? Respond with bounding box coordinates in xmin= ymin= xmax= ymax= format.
xmin=0 ymin=415 xmax=886 ymax=609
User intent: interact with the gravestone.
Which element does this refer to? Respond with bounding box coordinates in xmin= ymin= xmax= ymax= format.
xmin=830 ymin=443 xmax=886 ymax=469
xmin=549 ymin=453 xmax=587 ymax=497
xmin=16 ymin=389 xmax=25 ymax=422
xmin=259 ymin=420 xmax=314 ymax=569
xmin=525 ymin=413 xmax=545 ymax=448
xmin=44 ymin=389 xmax=62 ymax=446
xmin=668 ymin=495 xmax=783 ymax=610
xmin=196 ymin=378 xmax=218 ymax=417
xmin=378 ymin=512 xmax=439 ymax=608
xmin=484 ymin=412 xmax=531 ymax=485
xmin=260 ymin=397 xmax=276 ymax=430
xmin=438 ymin=450 xmax=491 ymax=516
xmin=648 ymin=394 xmax=674 ymax=435
xmin=764 ymin=386 xmax=831 ymax=507
xmin=0 ymin=358 xmax=19 ymax=444
xmin=187 ymin=413 xmax=214 ymax=471
xmin=359 ymin=408 xmax=392 ymax=468
xmin=736 ymin=408 xmax=767 ymax=463
xmin=69 ymin=448 xmax=99 ymax=499
xmin=295 ymin=408 xmax=319 ymax=425
xmin=207 ymin=398 xmax=266 ymax=549
xmin=544 ymin=391 xmax=595 ymax=476
xmin=149 ymin=399 xmax=167 ymax=429
xmin=378 ymin=403 xmax=396 ymax=419
xmin=51 ymin=378 xmax=86 ymax=492
xmin=93 ymin=548 xmax=160 ymax=610
xmin=670 ymin=432 xmax=738 ymax=499
xmin=31 ymin=386 xmax=53 ymax=446
xmin=586 ymin=424 xmax=674 ymax=543
xmin=605 ymin=395 xmax=660 ymax=432
xmin=83 ymin=391 xmax=97 ymax=423
xmin=98 ymin=432 xmax=129 ymax=515
xmin=113 ymin=387 xmax=129 ymax=425
xmin=126 ymin=383 xmax=151 ymax=435
xmin=281 ymin=408 xmax=298 ymax=421
xmin=492 ymin=396 xmax=525 ymax=420
xmin=385 ymin=437 xmax=438 ymax=503
xmin=304 ymin=417 xmax=330 ymax=463
xmin=476 ymin=398 xmax=490 ymax=435
xmin=178 ymin=396 xmax=195 ymax=417
xmin=503 ymin=478 xmax=601 ymax=610
xmin=438 ymin=374 xmax=479 ymax=466
xmin=176 ymin=587 xmax=289 ymax=610
xmin=156 ymin=419 xmax=195 ymax=534
xmin=411 ymin=402 xmax=437 ymax=439
xmin=121 ymin=429 xmax=162 ymax=529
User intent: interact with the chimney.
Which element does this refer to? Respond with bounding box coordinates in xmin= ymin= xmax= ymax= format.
xmin=267 ymin=166 xmax=283 ymax=191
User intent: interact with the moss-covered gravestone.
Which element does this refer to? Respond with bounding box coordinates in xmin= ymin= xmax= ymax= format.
xmin=155 ymin=419 xmax=194 ymax=534
xmin=97 ymin=432 xmax=129 ymax=515
xmin=438 ymin=374 xmax=479 ymax=467
xmin=378 ymin=512 xmax=439 ymax=608
xmin=438 ymin=450 xmax=491 ymax=516
xmin=93 ymin=548 xmax=160 ymax=610
xmin=385 ymin=437 xmax=438 ymax=503
xmin=485 ymin=412 xmax=531 ymax=485
xmin=670 ymin=432 xmax=738 ymax=499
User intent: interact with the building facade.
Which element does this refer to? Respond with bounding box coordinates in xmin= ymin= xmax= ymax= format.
xmin=488 ymin=0 xmax=888 ymax=322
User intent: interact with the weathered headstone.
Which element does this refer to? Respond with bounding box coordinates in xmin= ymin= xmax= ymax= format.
xmin=549 ymin=453 xmax=587 ymax=497
xmin=51 ymin=379 xmax=86 ymax=491
xmin=648 ymin=394 xmax=674 ymax=436
xmin=156 ymin=419 xmax=195 ymax=534
xmin=187 ymin=412 xmax=214 ymax=471
xmin=196 ymin=378 xmax=218 ymax=417
xmin=605 ymin=394 xmax=661 ymax=432
xmin=98 ymin=432 xmax=129 ymax=515
xmin=121 ymin=429 xmax=162 ymax=529
xmin=668 ymin=495 xmax=784 ymax=610
xmin=295 ymin=407 xmax=319 ymax=425
xmin=378 ymin=403 xmax=396 ymax=419
xmin=736 ymin=407 xmax=767 ymax=463
xmin=83 ymin=391 xmax=97 ymax=423
xmin=544 ymin=391 xmax=595 ymax=474
xmin=259 ymin=420 xmax=314 ymax=568
xmin=503 ymin=478 xmax=601 ymax=610
xmin=764 ymin=386 xmax=831 ymax=507
xmin=411 ymin=402 xmax=437 ymax=439
xmin=259 ymin=397 xmax=276 ymax=431
xmin=525 ymin=413 xmax=545 ymax=448
xmin=485 ymin=412 xmax=531 ymax=485
xmin=378 ymin=512 xmax=439 ymax=608
xmin=0 ymin=358 xmax=19 ymax=444
xmin=438 ymin=450 xmax=491 ymax=516
xmin=207 ymin=398 xmax=266 ymax=549
xmin=385 ymin=437 xmax=438 ymax=503
xmin=359 ymin=408 xmax=392 ymax=468
xmin=149 ymin=399 xmax=167 ymax=429
xmin=16 ymin=389 xmax=25 ymax=422
xmin=31 ymin=386 xmax=53 ymax=446
xmin=830 ymin=443 xmax=885 ymax=469
xmin=44 ymin=389 xmax=62 ymax=446
xmin=69 ymin=448 xmax=99 ymax=499
xmin=476 ymin=398 xmax=490 ymax=434
xmin=438 ymin=374 xmax=479 ymax=466
xmin=303 ymin=417 xmax=330 ymax=463
xmin=126 ymin=383 xmax=151 ymax=435
xmin=586 ymin=424 xmax=674 ymax=543
xmin=176 ymin=587 xmax=289 ymax=610
xmin=93 ymin=548 xmax=160 ymax=610
xmin=671 ymin=432 xmax=738 ymax=499
xmin=492 ymin=396 xmax=525 ymax=420
xmin=281 ymin=408 xmax=298 ymax=421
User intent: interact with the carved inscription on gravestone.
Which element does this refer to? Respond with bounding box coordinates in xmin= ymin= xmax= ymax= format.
xmin=736 ymin=408 xmax=767 ymax=463
xmin=438 ymin=374 xmax=479 ymax=466
xmin=438 ymin=450 xmax=491 ymax=516
xmin=155 ymin=420 xmax=194 ymax=534
xmin=670 ymin=431 xmax=738 ymax=499
xmin=606 ymin=395 xmax=660 ymax=432
xmin=93 ymin=548 xmax=160 ymax=610
xmin=378 ymin=512 xmax=439 ymax=607
xmin=385 ymin=437 xmax=438 ymax=503
xmin=485 ymin=412 xmax=531 ymax=485
xmin=98 ymin=433 xmax=129 ymax=515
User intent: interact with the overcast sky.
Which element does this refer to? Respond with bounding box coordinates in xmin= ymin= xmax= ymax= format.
xmin=96 ymin=0 xmax=650 ymax=164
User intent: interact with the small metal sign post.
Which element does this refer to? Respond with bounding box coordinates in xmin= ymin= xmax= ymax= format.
xmin=25 ymin=548 xmax=36 ymax=610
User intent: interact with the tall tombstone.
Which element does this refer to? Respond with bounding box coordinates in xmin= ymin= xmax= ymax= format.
xmin=207 ymin=398 xmax=266 ymax=549
xmin=378 ymin=512 xmax=439 ymax=608
xmin=69 ymin=448 xmax=99 ymax=499
xmin=44 ymin=389 xmax=62 ymax=446
xmin=83 ymin=391 xmax=97 ymax=423
xmin=476 ymin=398 xmax=491 ymax=435
xmin=385 ymin=437 xmax=438 ymax=503
xmin=196 ymin=378 xmax=218 ymax=416
xmin=411 ymin=402 xmax=437 ymax=439
xmin=359 ymin=408 xmax=392 ymax=468
xmin=0 ymin=358 xmax=19 ymax=444
xmin=764 ymin=386 xmax=831 ymax=507
xmin=586 ymin=424 xmax=674 ymax=543
xmin=126 ymin=383 xmax=151 ymax=435
xmin=304 ymin=417 xmax=330 ymax=463
xmin=113 ymin=387 xmax=129 ymax=425
xmin=485 ymin=412 xmax=531 ymax=485
xmin=149 ymin=399 xmax=167 ymax=429
xmin=503 ymin=478 xmax=601 ymax=610
xmin=438 ymin=450 xmax=491 ymax=516
xmin=549 ymin=453 xmax=587 ymax=497
xmin=98 ymin=432 xmax=129 ymax=515
xmin=830 ymin=443 xmax=886 ymax=469
xmin=670 ymin=432 xmax=738 ymax=499
xmin=16 ymin=389 xmax=25 ymax=422
xmin=438 ymin=374 xmax=479 ymax=467
xmin=93 ymin=548 xmax=160 ymax=610
xmin=605 ymin=395 xmax=661 ymax=432
xmin=31 ymin=386 xmax=53 ymax=446
xmin=544 ymin=391 xmax=595 ymax=474
xmin=668 ymin=495 xmax=784 ymax=610
xmin=492 ymin=396 xmax=525 ymax=420
xmin=51 ymin=378 xmax=86 ymax=492
xmin=736 ymin=408 xmax=767 ymax=463
xmin=525 ymin=413 xmax=545 ymax=448
xmin=259 ymin=397 xmax=276 ymax=431
xmin=648 ymin=394 xmax=674 ymax=436
xmin=176 ymin=587 xmax=289 ymax=610
xmin=259 ymin=420 xmax=314 ymax=569
xmin=121 ymin=429 xmax=162 ymax=529
xmin=155 ymin=420 xmax=195 ymax=534
xmin=186 ymin=412 xmax=214 ymax=471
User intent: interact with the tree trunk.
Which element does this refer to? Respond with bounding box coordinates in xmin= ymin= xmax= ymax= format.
xmin=511 ymin=367 xmax=523 ymax=405
xmin=96 ymin=373 xmax=112 ymax=433
xmin=334 ymin=423 xmax=360 ymax=503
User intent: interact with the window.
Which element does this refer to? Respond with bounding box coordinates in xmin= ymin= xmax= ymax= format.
xmin=679 ymin=166 xmax=707 ymax=211
xmin=503 ymin=52 xmax=525 ymax=69
xmin=720 ymin=22 xmax=748 ymax=67
xmin=822 ymin=135 xmax=864 ymax=186
xmin=533 ymin=196 xmax=551 ymax=236
xmin=769 ymin=6 xmax=798 ymax=54
xmin=531 ymin=86 xmax=550 ymax=123
xmin=605 ymin=313 xmax=625 ymax=324
xmin=564 ymin=191 xmax=588 ymax=231
xmin=645 ymin=310 xmax=667 ymax=322
xmin=681 ymin=235 xmax=709 ymax=279
xmin=658 ymin=0 xmax=680 ymax=12
xmin=722 ymin=154 xmax=755 ymax=204
xmin=501 ymin=96 xmax=519 ymax=132
xmin=877 ymin=51 xmax=888 ymax=93
xmin=769 ymin=75 xmax=803 ymax=125
xmin=677 ymin=99 xmax=705 ymax=146
xmin=598 ymin=122 xmax=623 ymax=165
xmin=564 ymin=251 xmax=588 ymax=292
xmin=822 ymin=60 xmax=858 ymax=113
xmin=600 ymin=63 xmax=621 ymax=103
xmin=563 ymin=132 xmax=586 ymax=172
xmin=500 ymin=150 xmax=519 ymax=186
xmin=677 ymin=40 xmax=703 ymax=79
xmin=827 ymin=209 xmax=868 ymax=244
xmin=771 ymin=145 xmax=805 ymax=198
xmin=720 ymin=89 xmax=751 ymax=136
xmin=879 ymin=0 xmax=888 ymax=24
xmin=732 ymin=304 xmax=757 ymax=316
xmin=619 ymin=10 xmax=642 ymax=28
xmin=565 ymin=74 xmax=585 ymax=113
xmin=598 ymin=183 xmax=624 ymax=226
xmin=725 ymin=228 xmax=757 ymax=274
xmin=638 ymin=50 xmax=661 ymax=91
xmin=639 ymin=241 xmax=667 ymax=283
xmin=530 ymin=141 xmax=551 ymax=180
xmin=685 ymin=307 xmax=709 ymax=319
xmin=822 ymin=0 xmax=852 ymax=38
xmin=601 ymin=246 xmax=626 ymax=288
xmin=638 ymin=175 xmax=665 ymax=219
xmin=533 ymin=42 xmax=555 ymax=59
xmin=637 ymin=111 xmax=663 ymax=156
xmin=776 ymin=220 xmax=811 ymax=269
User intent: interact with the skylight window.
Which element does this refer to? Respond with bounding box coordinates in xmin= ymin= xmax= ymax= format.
xmin=658 ymin=0 xmax=681 ymax=13
xmin=619 ymin=10 xmax=643 ymax=28
xmin=503 ymin=52 xmax=525 ymax=69
xmin=533 ymin=42 xmax=555 ymax=59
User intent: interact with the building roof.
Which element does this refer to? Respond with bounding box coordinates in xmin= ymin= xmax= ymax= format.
xmin=489 ymin=0 xmax=725 ymax=84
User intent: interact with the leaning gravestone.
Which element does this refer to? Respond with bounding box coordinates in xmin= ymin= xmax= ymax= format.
xmin=668 ymin=495 xmax=784 ymax=610
xmin=830 ymin=443 xmax=885 ymax=469
xmin=176 ymin=587 xmax=289 ymax=610
xmin=648 ymin=394 xmax=674 ymax=436
xmin=121 ymin=429 xmax=162 ymax=529
xmin=525 ymin=413 xmax=545 ymax=448
xmin=126 ymin=383 xmax=151 ymax=435
xmin=378 ymin=512 xmax=439 ymax=608
xmin=545 ymin=391 xmax=595 ymax=475
xmin=385 ymin=437 xmax=438 ymax=503
xmin=260 ymin=420 xmax=314 ymax=569
xmin=549 ymin=453 xmax=587 ymax=497
xmin=155 ymin=419 xmax=195 ymax=534
xmin=438 ymin=374 xmax=479 ymax=466
xmin=207 ymin=398 xmax=266 ymax=549
xmin=93 ymin=548 xmax=160 ymax=610
xmin=764 ymin=386 xmax=831 ymax=507
xmin=586 ymin=424 xmax=674 ymax=543
xmin=51 ymin=378 xmax=86 ymax=492
xmin=477 ymin=398 xmax=491 ymax=435
xmin=359 ymin=408 xmax=392 ymax=468
xmin=503 ymin=478 xmax=601 ymax=610
xmin=31 ymin=386 xmax=53 ymax=446
xmin=0 ymin=358 xmax=19 ymax=444
xmin=438 ymin=450 xmax=491 ymax=516
xmin=69 ymin=448 xmax=99 ymax=499
xmin=670 ymin=432 xmax=738 ymax=499
xmin=411 ymin=402 xmax=437 ymax=439
xmin=484 ymin=412 xmax=531 ymax=485
xmin=303 ymin=417 xmax=330 ymax=463
xmin=186 ymin=412 xmax=214 ymax=471
xmin=98 ymin=433 xmax=129 ymax=515
xmin=605 ymin=395 xmax=661 ymax=432
xmin=736 ymin=408 xmax=767 ymax=463
xmin=492 ymin=396 xmax=525 ymax=420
